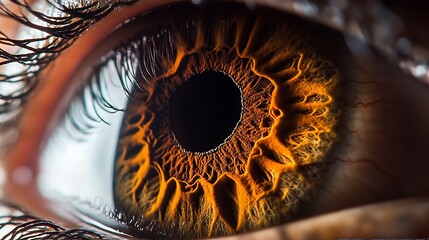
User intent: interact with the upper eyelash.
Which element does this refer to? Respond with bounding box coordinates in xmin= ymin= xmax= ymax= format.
xmin=62 ymin=25 xmax=180 ymax=139
xmin=0 ymin=0 xmax=138 ymax=127
xmin=60 ymin=50 xmax=135 ymax=140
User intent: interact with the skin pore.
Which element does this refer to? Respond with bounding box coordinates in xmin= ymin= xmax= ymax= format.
xmin=1 ymin=0 xmax=429 ymax=239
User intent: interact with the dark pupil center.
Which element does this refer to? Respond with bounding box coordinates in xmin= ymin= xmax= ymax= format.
xmin=169 ymin=70 xmax=242 ymax=153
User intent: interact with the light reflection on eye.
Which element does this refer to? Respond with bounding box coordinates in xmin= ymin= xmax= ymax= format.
xmin=1 ymin=0 xmax=429 ymax=239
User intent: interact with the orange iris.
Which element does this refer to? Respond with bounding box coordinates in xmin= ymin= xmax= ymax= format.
xmin=113 ymin=3 xmax=345 ymax=238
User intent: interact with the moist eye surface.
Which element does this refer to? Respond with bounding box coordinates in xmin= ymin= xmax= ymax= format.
xmin=111 ymin=2 xmax=348 ymax=238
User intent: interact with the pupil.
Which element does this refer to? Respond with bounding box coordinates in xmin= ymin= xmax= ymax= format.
xmin=169 ymin=70 xmax=242 ymax=153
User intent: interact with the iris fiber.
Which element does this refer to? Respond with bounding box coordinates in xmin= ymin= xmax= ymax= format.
xmin=113 ymin=3 xmax=342 ymax=238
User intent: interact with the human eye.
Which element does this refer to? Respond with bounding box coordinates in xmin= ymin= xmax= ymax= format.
xmin=1 ymin=0 xmax=429 ymax=239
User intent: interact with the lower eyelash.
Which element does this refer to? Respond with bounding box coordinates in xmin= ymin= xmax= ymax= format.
xmin=0 ymin=201 xmax=106 ymax=240
xmin=47 ymin=194 xmax=171 ymax=238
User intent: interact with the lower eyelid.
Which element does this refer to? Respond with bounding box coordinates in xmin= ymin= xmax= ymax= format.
xmin=217 ymin=197 xmax=429 ymax=240
xmin=0 ymin=202 xmax=108 ymax=239
xmin=0 ymin=198 xmax=427 ymax=239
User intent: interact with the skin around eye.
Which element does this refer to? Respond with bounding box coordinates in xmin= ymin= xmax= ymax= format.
xmin=2 ymin=0 xmax=429 ymax=239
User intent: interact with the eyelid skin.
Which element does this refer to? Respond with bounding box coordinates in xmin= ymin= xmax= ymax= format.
xmin=215 ymin=197 xmax=429 ymax=239
xmin=2 ymin=0 xmax=429 ymax=239
xmin=0 ymin=4 xmax=28 ymax=53
xmin=385 ymin=0 xmax=429 ymax=49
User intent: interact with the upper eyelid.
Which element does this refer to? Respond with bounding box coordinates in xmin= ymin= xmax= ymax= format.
xmin=271 ymin=0 xmax=429 ymax=84
xmin=0 ymin=0 xmax=138 ymax=98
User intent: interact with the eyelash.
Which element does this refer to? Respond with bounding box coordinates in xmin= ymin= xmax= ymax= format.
xmin=0 ymin=0 xmax=137 ymax=124
xmin=0 ymin=198 xmax=112 ymax=239
xmin=66 ymin=26 xmax=179 ymax=138
xmin=64 ymin=48 xmax=136 ymax=138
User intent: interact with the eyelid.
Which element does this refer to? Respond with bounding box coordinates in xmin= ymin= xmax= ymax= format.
xmin=254 ymin=0 xmax=429 ymax=84
xmin=214 ymin=197 xmax=429 ymax=239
